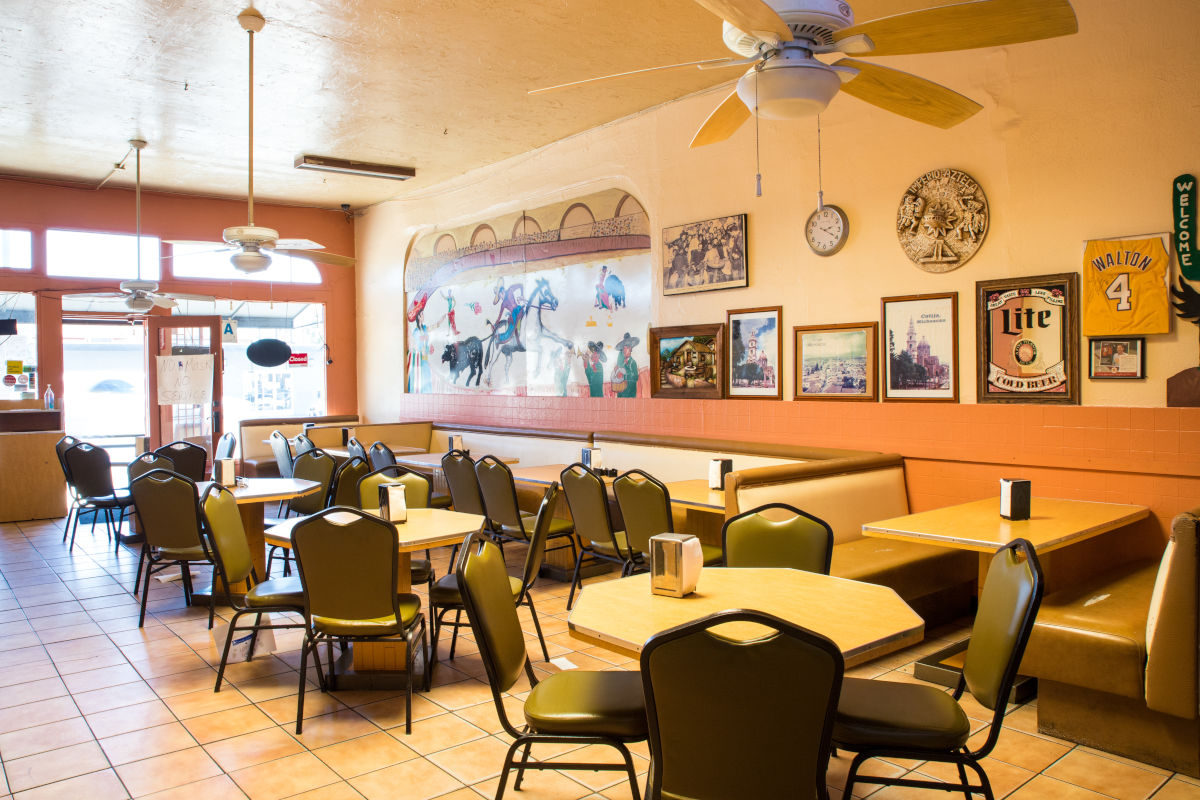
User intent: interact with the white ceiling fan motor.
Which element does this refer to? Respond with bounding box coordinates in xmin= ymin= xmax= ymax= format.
xmin=736 ymin=48 xmax=843 ymax=119
xmin=125 ymin=294 xmax=156 ymax=313
xmin=721 ymin=0 xmax=855 ymax=56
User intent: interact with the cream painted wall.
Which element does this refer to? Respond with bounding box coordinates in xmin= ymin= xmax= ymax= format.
xmin=358 ymin=0 xmax=1200 ymax=418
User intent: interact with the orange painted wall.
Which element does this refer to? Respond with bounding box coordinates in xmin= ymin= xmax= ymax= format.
xmin=0 ymin=178 xmax=357 ymax=417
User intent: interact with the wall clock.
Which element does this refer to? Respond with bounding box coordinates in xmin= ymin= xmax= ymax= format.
xmin=806 ymin=204 xmax=849 ymax=256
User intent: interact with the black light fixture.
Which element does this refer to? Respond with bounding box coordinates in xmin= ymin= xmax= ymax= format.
xmin=246 ymin=338 xmax=292 ymax=367
xmin=294 ymin=155 xmax=416 ymax=181
xmin=0 ymin=320 xmax=17 ymax=336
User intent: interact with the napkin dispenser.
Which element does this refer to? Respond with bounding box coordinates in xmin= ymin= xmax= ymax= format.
xmin=1000 ymin=478 xmax=1031 ymax=521
xmin=581 ymin=447 xmax=603 ymax=470
xmin=215 ymin=458 xmax=237 ymax=487
xmin=708 ymin=458 xmax=733 ymax=490
xmin=650 ymin=533 xmax=703 ymax=598
xmin=379 ymin=483 xmax=407 ymax=523
xmin=448 ymin=434 xmax=465 ymax=452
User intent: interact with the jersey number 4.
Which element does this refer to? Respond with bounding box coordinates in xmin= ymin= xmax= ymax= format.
xmin=1105 ymin=273 xmax=1132 ymax=311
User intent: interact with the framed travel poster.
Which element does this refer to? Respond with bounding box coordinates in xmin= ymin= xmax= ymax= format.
xmin=662 ymin=214 xmax=748 ymax=295
xmin=649 ymin=324 xmax=725 ymax=399
xmin=727 ymin=306 xmax=782 ymax=400
xmin=1089 ymin=337 xmax=1146 ymax=379
xmin=793 ymin=322 xmax=878 ymax=401
xmin=977 ymin=273 xmax=1080 ymax=404
xmin=881 ymin=293 xmax=959 ymax=402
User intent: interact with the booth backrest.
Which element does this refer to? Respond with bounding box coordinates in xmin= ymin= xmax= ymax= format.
xmin=725 ymin=456 xmax=909 ymax=545
xmin=431 ymin=423 xmax=591 ymax=467
xmin=348 ymin=421 xmax=433 ymax=452
xmin=303 ymin=423 xmax=350 ymax=450
xmin=1144 ymin=506 xmax=1199 ymax=718
xmin=239 ymin=415 xmax=358 ymax=462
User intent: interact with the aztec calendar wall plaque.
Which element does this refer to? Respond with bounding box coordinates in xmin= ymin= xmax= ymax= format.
xmin=897 ymin=168 xmax=989 ymax=273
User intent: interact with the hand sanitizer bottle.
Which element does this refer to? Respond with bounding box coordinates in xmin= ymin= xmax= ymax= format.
xmin=43 ymin=384 xmax=55 ymax=410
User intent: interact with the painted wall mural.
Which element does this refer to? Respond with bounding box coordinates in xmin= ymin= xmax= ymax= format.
xmin=405 ymin=189 xmax=652 ymax=398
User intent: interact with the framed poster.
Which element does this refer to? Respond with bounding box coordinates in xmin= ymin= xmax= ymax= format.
xmin=793 ymin=322 xmax=878 ymax=401
xmin=977 ymin=273 xmax=1080 ymax=404
xmin=727 ymin=306 xmax=782 ymax=400
xmin=649 ymin=324 xmax=725 ymax=399
xmin=1089 ymin=337 xmax=1146 ymax=379
xmin=662 ymin=214 xmax=748 ymax=295
xmin=881 ymin=293 xmax=958 ymax=402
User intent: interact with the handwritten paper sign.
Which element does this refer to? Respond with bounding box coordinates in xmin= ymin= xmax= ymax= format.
xmin=156 ymin=354 xmax=214 ymax=405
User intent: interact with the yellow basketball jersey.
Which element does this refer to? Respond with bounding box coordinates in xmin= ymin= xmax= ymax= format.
xmin=1081 ymin=237 xmax=1170 ymax=335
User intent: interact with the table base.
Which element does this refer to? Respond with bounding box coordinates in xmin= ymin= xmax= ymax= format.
xmin=914 ymin=638 xmax=1037 ymax=703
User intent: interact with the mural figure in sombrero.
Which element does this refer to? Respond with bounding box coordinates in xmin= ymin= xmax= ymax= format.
xmin=609 ymin=332 xmax=640 ymax=398
xmin=581 ymin=341 xmax=606 ymax=398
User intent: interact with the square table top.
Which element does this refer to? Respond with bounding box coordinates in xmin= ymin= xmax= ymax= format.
xmin=568 ymin=567 xmax=923 ymax=667
xmin=199 ymin=478 xmax=321 ymax=504
xmin=862 ymin=496 xmax=1151 ymax=554
xmin=266 ymin=507 xmax=485 ymax=552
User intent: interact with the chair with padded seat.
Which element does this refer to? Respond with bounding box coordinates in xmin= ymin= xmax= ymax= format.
xmin=269 ymin=430 xmax=295 ymax=479
xmin=431 ymin=482 xmax=559 ymax=669
xmin=55 ymin=435 xmax=84 ymax=542
xmin=129 ymin=469 xmax=217 ymax=627
xmin=345 ymin=437 xmax=368 ymax=463
xmin=292 ymin=507 xmax=429 ymax=734
xmin=442 ymin=449 xmax=485 ymax=516
xmin=201 ymin=483 xmax=308 ymax=690
xmin=214 ymin=432 xmax=237 ymax=462
xmin=722 ymin=502 xmax=834 ymax=574
xmin=265 ymin=449 xmax=338 ymax=577
xmin=357 ymin=465 xmax=437 ymax=590
xmin=124 ymin=452 xmax=176 ymax=555
xmin=328 ymin=455 xmax=370 ymax=508
xmin=456 ymin=530 xmax=647 ymax=800
xmin=63 ymin=442 xmax=135 ymax=551
xmin=613 ymin=468 xmax=723 ymax=569
xmin=155 ymin=440 xmax=208 ymax=481
xmin=477 ymin=455 xmax=577 ymax=570
xmin=833 ymin=538 xmax=1043 ymax=800
xmin=368 ymin=441 xmax=397 ymax=471
xmin=641 ymin=609 xmax=844 ymax=800
xmin=561 ymin=463 xmax=638 ymax=610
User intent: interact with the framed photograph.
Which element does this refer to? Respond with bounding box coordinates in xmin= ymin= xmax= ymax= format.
xmin=727 ymin=306 xmax=782 ymax=400
xmin=662 ymin=214 xmax=748 ymax=295
xmin=649 ymin=324 xmax=726 ymax=399
xmin=881 ymin=293 xmax=959 ymax=402
xmin=1089 ymin=337 xmax=1146 ymax=379
xmin=793 ymin=322 xmax=878 ymax=401
xmin=977 ymin=273 xmax=1080 ymax=404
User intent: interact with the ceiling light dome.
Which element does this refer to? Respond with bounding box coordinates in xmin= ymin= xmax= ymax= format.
xmin=231 ymin=246 xmax=272 ymax=273
xmin=736 ymin=52 xmax=841 ymax=120
xmin=125 ymin=295 xmax=155 ymax=313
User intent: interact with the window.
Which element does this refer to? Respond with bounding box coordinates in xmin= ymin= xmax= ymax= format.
xmin=170 ymin=244 xmax=321 ymax=284
xmin=0 ymin=229 xmax=32 ymax=270
xmin=0 ymin=292 xmax=38 ymax=400
xmin=47 ymin=230 xmax=160 ymax=280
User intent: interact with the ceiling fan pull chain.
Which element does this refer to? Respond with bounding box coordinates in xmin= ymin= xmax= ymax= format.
xmin=816 ymin=115 xmax=824 ymax=212
xmin=754 ymin=66 xmax=762 ymax=198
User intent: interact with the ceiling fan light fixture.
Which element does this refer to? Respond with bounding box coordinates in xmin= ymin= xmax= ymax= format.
xmin=295 ymin=155 xmax=416 ymax=181
xmin=231 ymin=246 xmax=272 ymax=273
xmin=125 ymin=294 xmax=155 ymax=313
xmin=737 ymin=57 xmax=841 ymax=120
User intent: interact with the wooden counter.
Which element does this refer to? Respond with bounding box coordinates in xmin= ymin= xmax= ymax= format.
xmin=0 ymin=430 xmax=67 ymax=521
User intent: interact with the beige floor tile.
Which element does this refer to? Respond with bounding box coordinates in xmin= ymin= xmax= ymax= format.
xmin=258 ymin=690 xmax=347 ymax=725
xmin=349 ymin=758 xmax=464 ymax=800
xmin=470 ymin=769 xmax=594 ymax=800
xmin=163 ymin=687 xmax=250 ymax=720
xmin=285 ymin=782 xmax=366 ymax=800
xmin=546 ymin=744 xmax=647 ymax=793
xmin=293 ymin=710 xmax=381 ymax=750
xmin=1007 ymin=774 xmax=1117 ymax=799
xmin=917 ymin=755 xmax=1036 ymax=797
xmin=146 ymin=667 xmax=219 ymax=698
xmin=10 ymin=768 xmax=129 ymax=800
xmin=0 ymin=677 xmax=67 ymax=710
xmin=73 ymin=681 xmax=160 ymax=715
xmin=451 ymin=698 xmax=525 ymax=736
xmin=61 ymin=664 xmax=144 ymax=694
xmin=4 ymin=740 xmax=111 ymax=792
xmin=392 ymin=713 xmax=488 ymax=756
xmin=426 ymin=736 xmax=513 ymax=785
xmin=182 ymin=705 xmax=277 ymax=745
xmin=140 ymin=773 xmax=249 ymax=800
xmin=99 ymin=721 xmax=199 ymax=766
xmin=314 ymin=731 xmax=419 ymax=778
xmin=351 ymin=695 xmax=443 ymax=731
xmin=86 ymin=699 xmax=176 ymax=739
xmin=203 ymin=727 xmax=306 ymax=772
xmin=1044 ymin=749 xmax=1168 ymax=800
xmin=970 ymin=726 xmax=1072 ymax=773
xmin=115 ymin=746 xmax=223 ymax=797
xmin=1153 ymin=777 xmax=1200 ymax=799
xmin=0 ymin=717 xmax=96 ymax=760
xmin=230 ymin=751 xmax=341 ymax=800
xmin=0 ymin=697 xmax=80 ymax=736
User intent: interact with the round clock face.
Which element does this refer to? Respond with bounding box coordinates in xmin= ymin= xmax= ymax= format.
xmin=806 ymin=204 xmax=849 ymax=256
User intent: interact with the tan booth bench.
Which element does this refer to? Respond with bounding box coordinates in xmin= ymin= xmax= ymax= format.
xmin=1019 ymin=506 xmax=1200 ymax=776
xmin=345 ymin=421 xmax=435 ymax=453
xmin=724 ymin=457 xmax=976 ymax=624
xmin=588 ymin=431 xmax=833 ymax=481
xmin=238 ymin=414 xmax=359 ymax=477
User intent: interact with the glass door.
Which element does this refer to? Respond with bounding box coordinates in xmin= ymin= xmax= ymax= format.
xmin=146 ymin=316 xmax=223 ymax=457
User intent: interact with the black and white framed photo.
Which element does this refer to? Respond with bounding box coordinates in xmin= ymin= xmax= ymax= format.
xmin=1089 ymin=337 xmax=1146 ymax=379
xmin=881 ymin=293 xmax=959 ymax=402
xmin=662 ymin=214 xmax=748 ymax=295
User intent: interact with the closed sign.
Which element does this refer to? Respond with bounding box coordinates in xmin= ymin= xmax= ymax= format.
xmin=288 ymin=353 xmax=308 ymax=366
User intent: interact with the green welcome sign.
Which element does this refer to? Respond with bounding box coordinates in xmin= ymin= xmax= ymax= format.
xmin=1176 ymin=173 xmax=1197 ymax=280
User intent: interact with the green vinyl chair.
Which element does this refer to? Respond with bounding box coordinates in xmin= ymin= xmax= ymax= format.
xmin=328 ymin=455 xmax=370 ymax=508
xmin=430 ymin=482 xmax=558 ymax=668
xmin=456 ymin=531 xmax=647 ymax=800
xmin=201 ymin=484 xmax=306 ymax=689
xmin=154 ymin=440 xmax=208 ymax=481
xmin=561 ymin=463 xmax=639 ymax=610
xmin=292 ymin=507 xmax=429 ymax=734
xmin=641 ymin=610 xmax=844 ymax=800
xmin=269 ymin=430 xmax=295 ymax=478
xmin=476 ymin=455 xmax=577 ymax=559
xmin=129 ymin=469 xmax=216 ymax=628
xmin=833 ymin=538 xmax=1044 ymax=800
xmin=721 ymin=503 xmax=834 ymax=574
xmin=442 ymin=449 xmax=485 ymax=516
xmin=613 ymin=468 xmax=723 ymax=568
xmin=124 ymin=451 xmax=176 ymax=557
xmin=357 ymin=465 xmax=436 ymax=590
xmin=286 ymin=449 xmax=337 ymax=517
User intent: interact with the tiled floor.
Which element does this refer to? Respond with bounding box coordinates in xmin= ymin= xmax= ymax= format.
xmin=0 ymin=517 xmax=1198 ymax=800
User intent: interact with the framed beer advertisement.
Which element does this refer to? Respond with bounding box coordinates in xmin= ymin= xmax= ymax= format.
xmin=881 ymin=293 xmax=958 ymax=402
xmin=976 ymin=273 xmax=1080 ymax=404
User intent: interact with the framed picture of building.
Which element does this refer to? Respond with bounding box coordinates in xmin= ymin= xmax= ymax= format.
xmin=727 ymin=306 xmax=782 ymax=400
xmin=977 ymin=273 xmax=1080 ymax=404
xmin=881 ymin=293 xmax=958 ymax=402
xmin=649 ymin=324 xmax=726 ymax=399
xmin=1089 ymin=337 xmax=1146 ymax=379
xmin=793 ymin=322 xmax=878 ymax=401
xmin=662 ymin=214 xmax=748 ymax=295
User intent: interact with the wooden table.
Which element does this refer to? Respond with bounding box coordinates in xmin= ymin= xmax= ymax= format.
xmin=568 ymin=568 xmax=923 ymax=668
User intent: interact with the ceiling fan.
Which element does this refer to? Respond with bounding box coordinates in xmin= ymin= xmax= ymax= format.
xmin=532 ymin=0 xmax=1078 ymax=146
xmin=66 ymin=140 xmax=216 ymax=314
xmin=169 ymin=7 xmax=355 ymax=273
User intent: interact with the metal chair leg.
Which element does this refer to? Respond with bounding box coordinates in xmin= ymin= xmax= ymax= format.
xmin=525 ymin=596 xmax=550 ymax=662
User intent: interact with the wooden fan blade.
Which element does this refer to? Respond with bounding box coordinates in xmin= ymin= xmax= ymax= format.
xmin=151 ymin=295 xmax=178 ymax=309
xmin=529 ymin=57 xmax=746 ymax=95
xmin=169 ymin=293 xmax=218 ymax=303
xmin=833 ymin=0 xmax=1077 ymax=57
xmin=274 ymin=238 xmax=323 ymax=250
xmin=692 ymin=0 xmax=792 ymax=42
xmin=64 ymin=292 xmax=124 ymax=300
xmin=835 ymin=59 xmax=982 ymax=128
xmin=277 ymin=249 xmax=356 ymax=268
xmin=690 ymin=90 xmax=751 ymax=147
